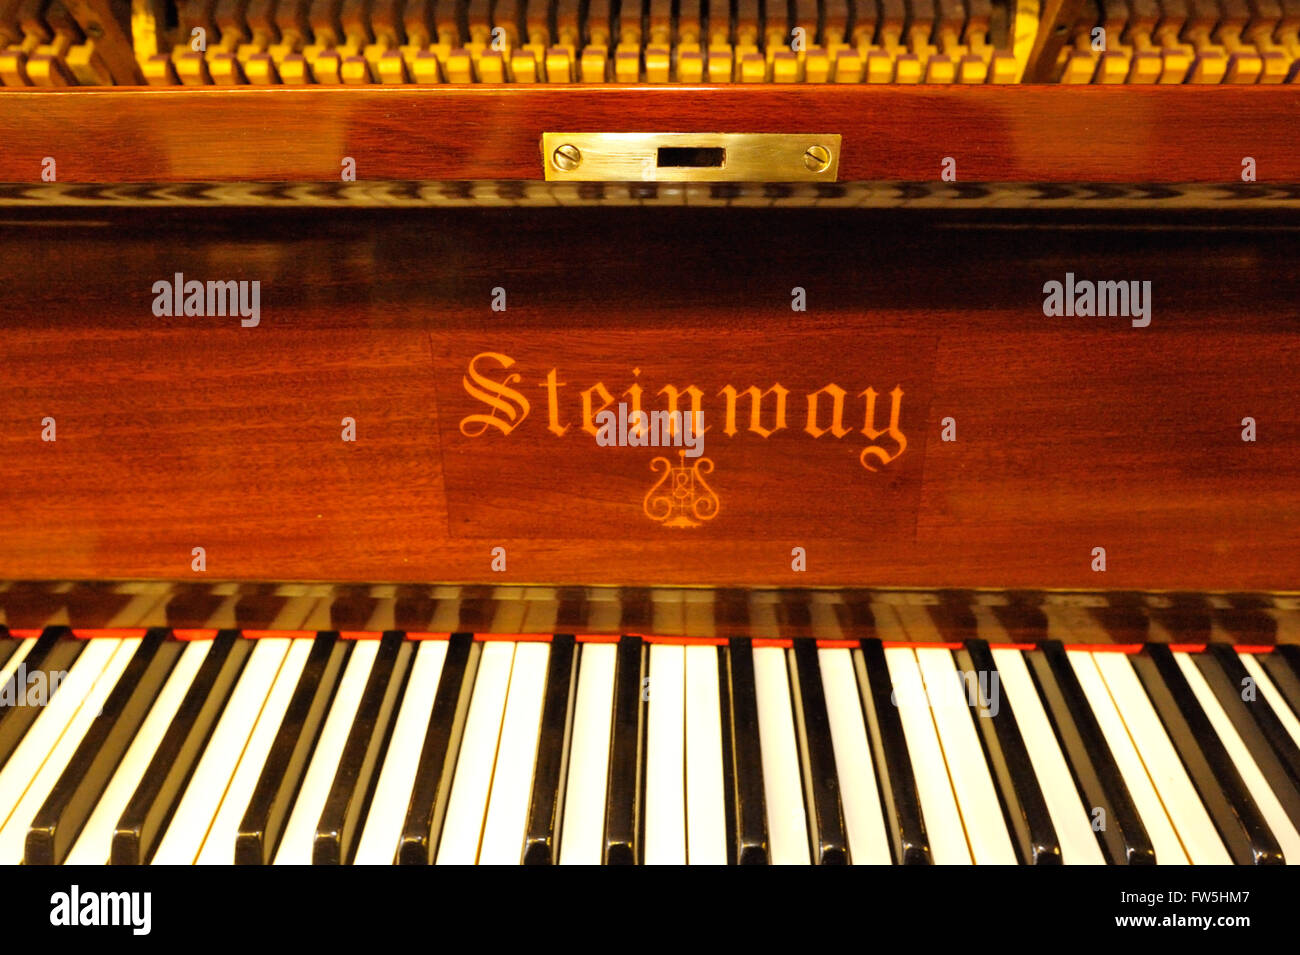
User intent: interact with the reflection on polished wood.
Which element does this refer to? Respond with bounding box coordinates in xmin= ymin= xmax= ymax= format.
xmin=0 ymin=581 xmax=1294 ymax=645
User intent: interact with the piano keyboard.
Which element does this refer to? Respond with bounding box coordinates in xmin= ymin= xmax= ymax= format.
xmin=3 ymin=607 xmax=1300 ymax=864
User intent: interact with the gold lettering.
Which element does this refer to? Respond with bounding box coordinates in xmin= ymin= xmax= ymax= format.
xmin=859 ymin=385 xmax=907 ymax=470
xmin=718 ymin=384 xmax=788 ymax=438
xmin=581 ymin=382 xmax=615 ymax=437
xmin=539 ymin=368 xmax=570 ymax=437
xmin=805 ymin=383 xmax=849 ymax=438
xmin=460 ymin=351 xmax=531 ymax=437
xmin=622 ymin=382 xmax=646 ymax=437
xmin=657 ymin=384 xmax=705 ymax=437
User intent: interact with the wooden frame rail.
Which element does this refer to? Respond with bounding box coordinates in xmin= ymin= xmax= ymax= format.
xmin=0 ymin=85 xmax=1298 ymax=184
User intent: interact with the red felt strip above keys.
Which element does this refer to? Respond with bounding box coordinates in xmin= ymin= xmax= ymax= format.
xmin=1063 ymin=643 xmax=1143 ymax=653
xmin=575 ymin=633 xmax=621 ymax=643
xmin=50 ymin=629 xmax=1285 ymax=656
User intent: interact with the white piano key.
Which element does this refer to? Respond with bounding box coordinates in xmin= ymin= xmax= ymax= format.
xmin=0 ymin=638 xmax=134 ymax=863
xmin=274 ymin=639 xmax=380 ymax=864
xmin=479 ymin=641 xmax=550 ymax=864
xmin=1090 ymin=651 xmax=1231 ymax=864
xmin=989 ymin=646 xmax=1105 ymax=865
xmin=353 ymin=639 xmax=450 ymax=864
xmin=152 ymin=637 xmax=291 ymax=864
xmin=916 ymin=647 xmax=1018 ymax=864
xmin=0 ymin=636 xmax=38 ymax=691
xmin=0 ymin=638 xmax=122 ymax=836
xmin=819 ymin=647 xmax=892 ymax=865
xmin=753 ymin=646 xmax=811 ymax=865
xmin=436 ymin=640 xmax=514 ymax=864
xmin=1065 ymin=649 xmax=1189 ymax=864
xmin=1241 ymin=653 xmax=1300 ymax=747
xmin=1176 ymin=651 xmax=1300 ymax=862
xmin=65 ymin=638 xmax=214 ymax=865
xmin=685 ymin=643 xmax=728 ymax=865
xmin=644 ymin=642 xmax=686 ymax=865
xmin=195 ymin=636 xmax=315 ymax=865
xmin=883 ymin=645 xmax=972 ymax=864
xmin=558 ymin=641 xmax=617 ymax=865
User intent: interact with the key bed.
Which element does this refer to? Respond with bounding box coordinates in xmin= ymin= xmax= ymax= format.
xmin=3 ymin=605 xmax=1300 ymax=865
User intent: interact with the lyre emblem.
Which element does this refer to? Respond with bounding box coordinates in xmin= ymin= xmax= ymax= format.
xmin=643 ymin=451 xmax=719 ymax=528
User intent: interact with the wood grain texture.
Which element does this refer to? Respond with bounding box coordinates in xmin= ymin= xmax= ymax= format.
xmin=0 ymin=206 xmax=1297 ymax=590
xmin=0 ymin=85 xmax=1297 ymax=184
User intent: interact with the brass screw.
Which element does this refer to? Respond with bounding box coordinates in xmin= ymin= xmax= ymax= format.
xmin=553 ymin=144 xmax=582 ymax=171
xmin=803 ymin=144 xmax=832 ymax=173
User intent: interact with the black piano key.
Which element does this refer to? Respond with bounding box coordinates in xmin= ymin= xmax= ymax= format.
xmin=726 ymin=637 xmax=768 ymax=864
xmin=314 ymin=632 xmax=414 ymax=865
xmin=604 ymin=635 xmax=644 ymax=865
xmin=523 ymin=634 xmax=577 ymax=865
xmin=398 ymin=633 xmax=478 ymax=864
xmin=112 ymin=631 xmax=252 ymax=865
xmin=716 ymin=644 xmax=738 ymax=865
xmin=1260 ymin=646 xmax=1300 ymax=722
xmin=1196 ymin=645 xmax=1300 ymax=831
xmin=959 ymin=639 xmax=1061 ymax=865
xmin=0 ymin=628 xmax=85 ymax=773
xmin=856 ymin=637 xmax=929 ymax=864
xmin=1027 ymin=641 xmax=1153 ymax=864
xmin=26 ymin=630 xmax=182 ymax=865
xmin=789 ymin=639 xmax=847 ymax=864
xmin=236 ymin=633 xmax=350 ymax=864
xmin=1133 ymin=643 xmax=1283 ymax=865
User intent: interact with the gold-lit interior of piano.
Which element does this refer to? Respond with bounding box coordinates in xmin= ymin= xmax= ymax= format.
xmin=2 ymin=0 xmax=1297 ymax=87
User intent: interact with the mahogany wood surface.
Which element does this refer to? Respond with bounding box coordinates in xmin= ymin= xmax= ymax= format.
xmin=0 ymin=206 xmax=1296 ymax=591
xmin=0 ymin=85 xmax=1298 ymax=184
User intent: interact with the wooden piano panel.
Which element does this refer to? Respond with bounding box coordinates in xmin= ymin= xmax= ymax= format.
xmin=0 ymin=206 xmax=1297 ymax=590
xmin=0 ymin=86 xmax=1298 ymax=185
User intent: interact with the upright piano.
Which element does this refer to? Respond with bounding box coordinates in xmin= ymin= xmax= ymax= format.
xmin=0 ymin=0 xmax=1298 ymax=868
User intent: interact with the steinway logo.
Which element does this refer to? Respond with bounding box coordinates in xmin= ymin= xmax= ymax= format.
xmin=457 ymin=351 xmax=909 ymax=473
xmin=49 ymin=886 xmax=151 ymax=936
